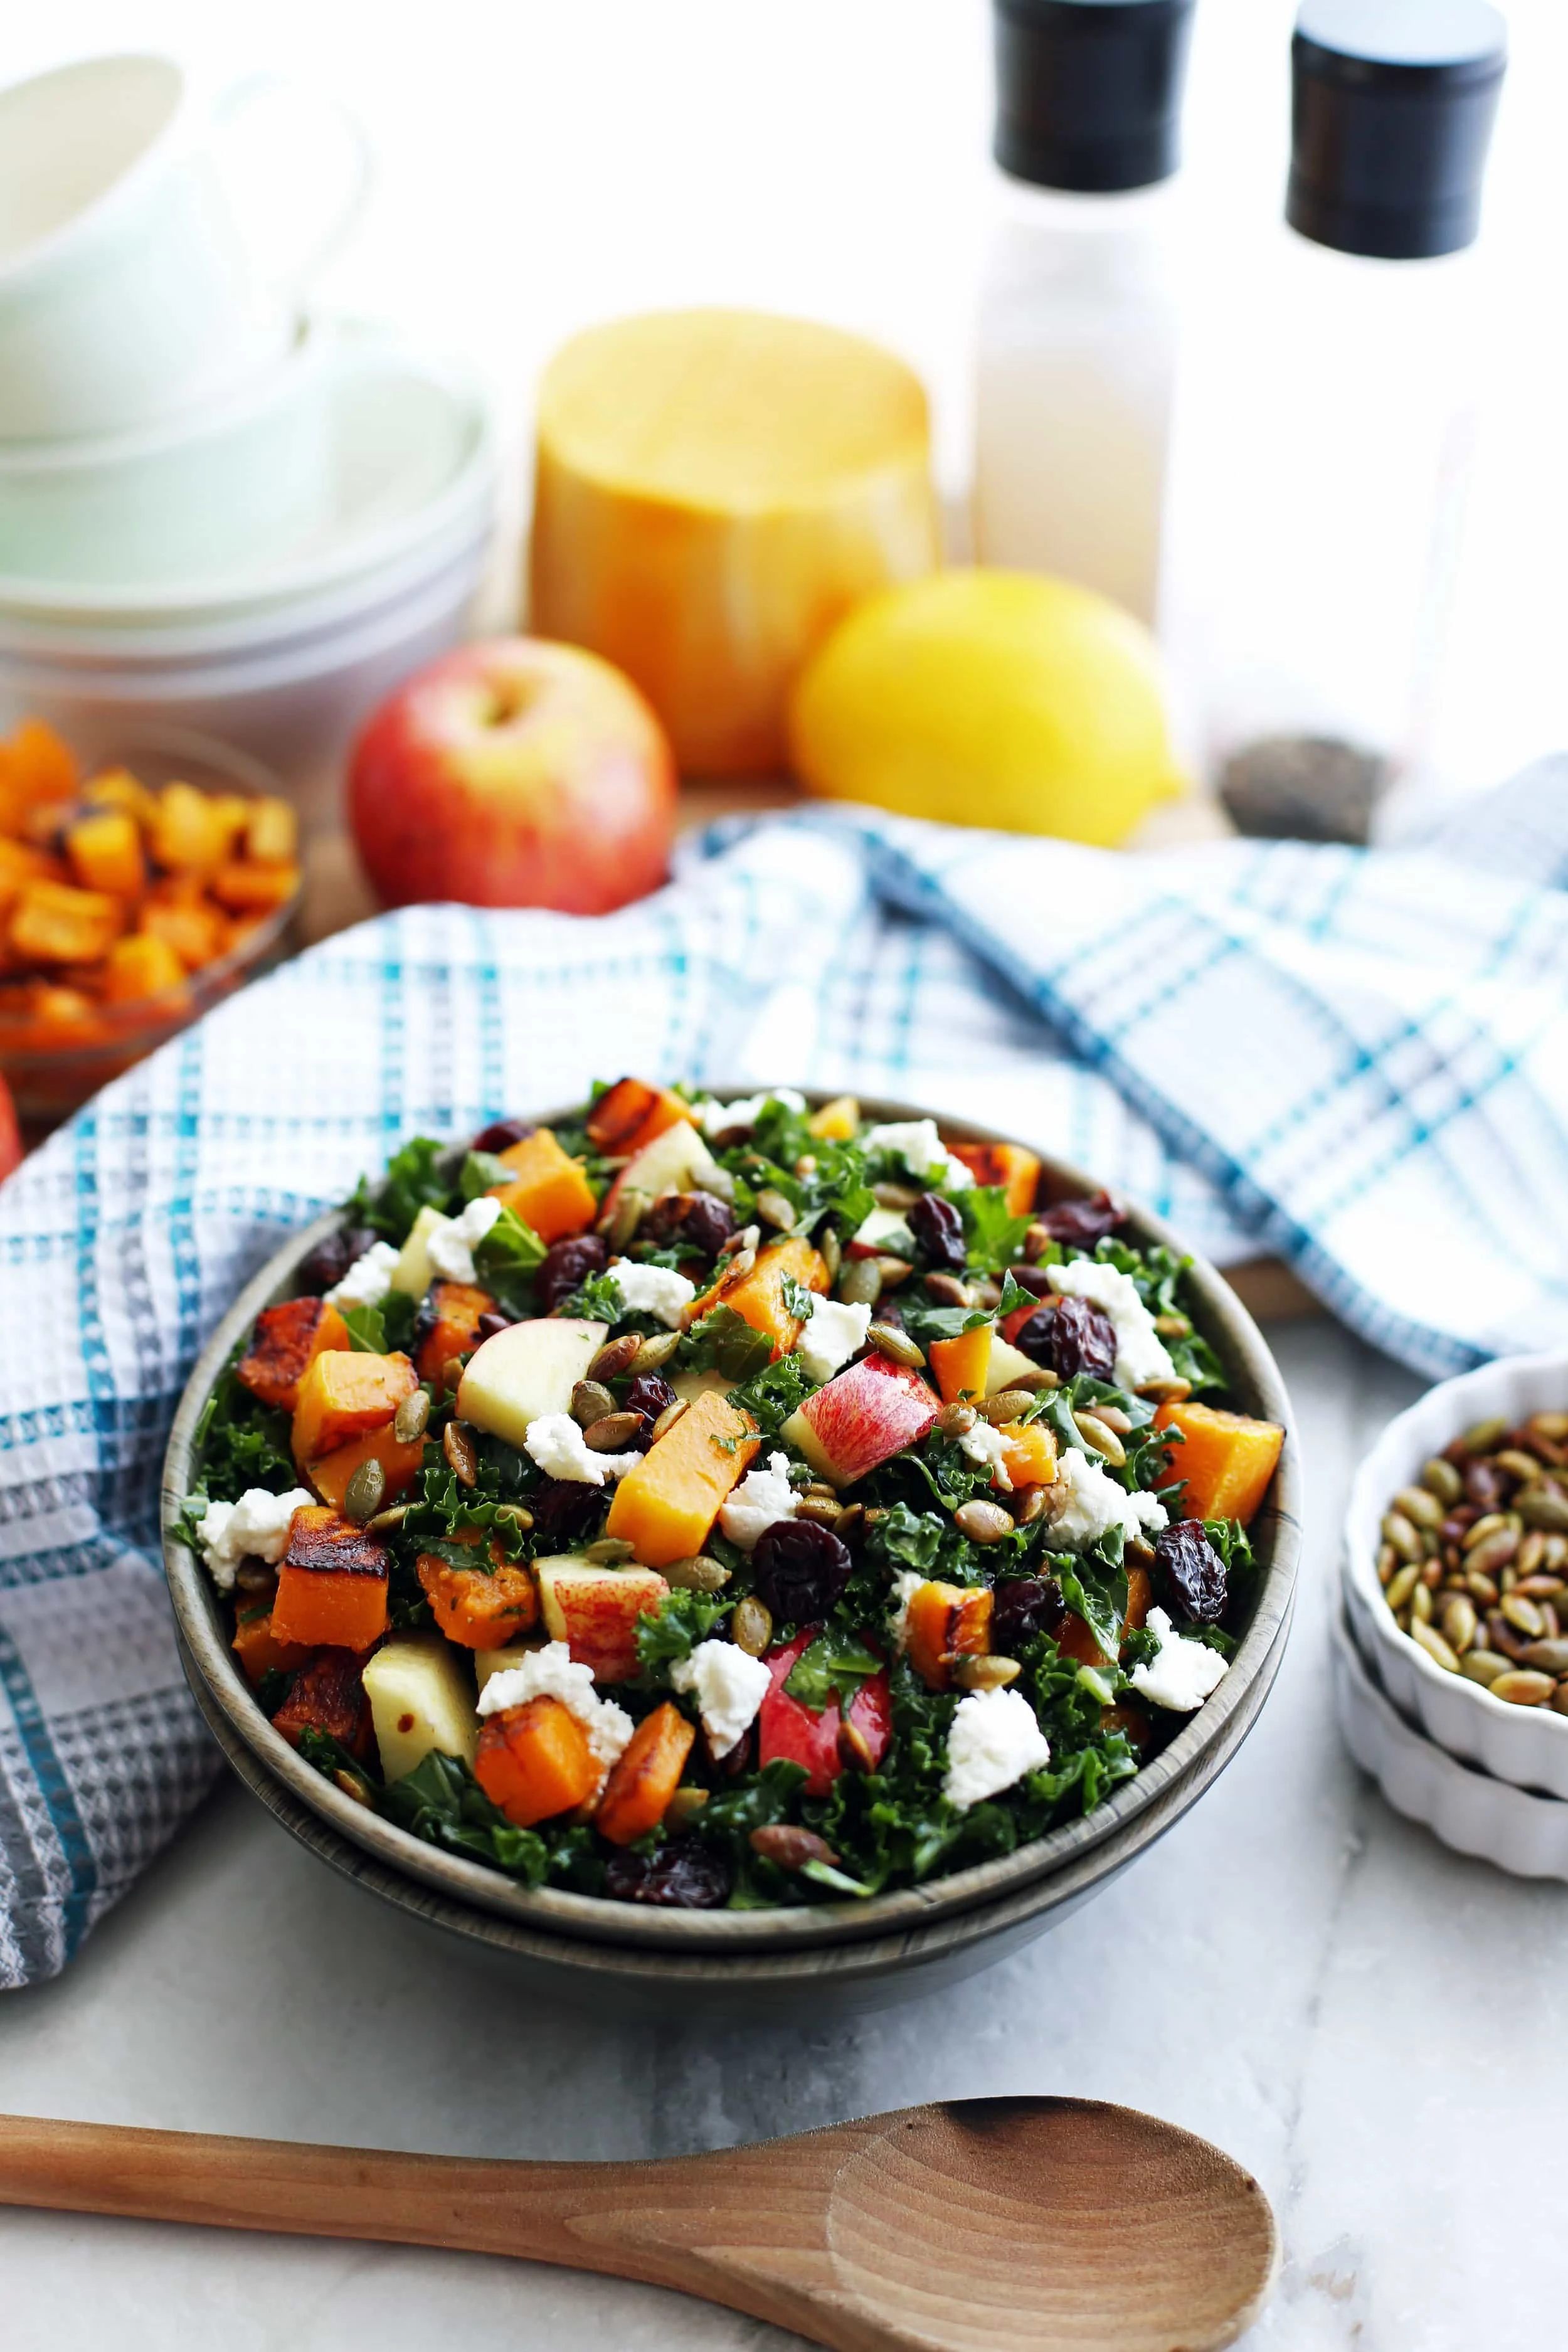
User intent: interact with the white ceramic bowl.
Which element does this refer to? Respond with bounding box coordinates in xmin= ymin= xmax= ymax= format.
xmin=1332 ymin=1609 xmax=1568 ymax=1881
xmin=1343 ymin=1350 xmax=1568 ymax=1798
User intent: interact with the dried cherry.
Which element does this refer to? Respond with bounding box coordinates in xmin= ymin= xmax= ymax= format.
xmin=1154 ymin=1520 xmax=1227 ymax=1626
xmin=536 ymin=1234 xmax=607 ymax=1313
xmin=1036 ymin=1192 xmax=1121 ymax=1248
xmin=909 ymin=1190 xmax=967 ymax=1272
xmin=297 ymin=1224 xmax=378 ymax=1295
xmin=527 ymin=1478 xmax=601 ymax=1549
xmin=1015 ymin=1294 xmax=1116 ymax=1381
xmin=990 ymin=1576 xmax=1065 ymax=1653
xmin=623 ymin=1371 xmax=678 ymax=1422
xmin=603 ymin=1837 xmax=733 ymax=1908
xmin=475 ymin=1310 xmax=514 ymax=1343
xmin=753 ymin=1520 xmax=852 ymax=1624
xmin=640 ymin=1191 xmax=736 ymax=1259
xmin=471 ymin=1118 xmax=535 ymax=1154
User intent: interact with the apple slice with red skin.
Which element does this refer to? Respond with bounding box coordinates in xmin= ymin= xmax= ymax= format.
xmin=757 ymin=1630 xmax=892 ymax=1799
xmin=779 ymin=1352 xmax=940 ymax=1489
xmin=600 ymin=1118 xmax=731 ymax=1222
xmin=536 ymin=1557 xmax=670 ymax=1683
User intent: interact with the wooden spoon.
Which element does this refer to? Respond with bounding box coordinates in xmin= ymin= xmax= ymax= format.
xmin=0 ymin=2097 xmax=1275 ymax=2351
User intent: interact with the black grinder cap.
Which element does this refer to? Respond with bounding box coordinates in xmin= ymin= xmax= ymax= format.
xmin=992 ymin=0 xmax=1198 ymax=194
xmin=1289 ymin=0 xmax=1508 ymax=260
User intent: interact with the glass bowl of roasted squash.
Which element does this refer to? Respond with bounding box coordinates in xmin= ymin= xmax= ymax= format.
xmin=0 ymin=718 xmax=302 ymax=1128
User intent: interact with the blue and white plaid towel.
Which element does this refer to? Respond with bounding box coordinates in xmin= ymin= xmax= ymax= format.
xmin=2 ymin=770 xmax=1566 ymax=1983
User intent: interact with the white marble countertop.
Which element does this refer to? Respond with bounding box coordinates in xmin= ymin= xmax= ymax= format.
xmin=1 ymin=1315 xmax=1559 ymax=2348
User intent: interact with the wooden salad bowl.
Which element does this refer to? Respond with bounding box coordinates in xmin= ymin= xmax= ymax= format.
xmin=161 ymin=1093 xmax=1301 ymax=1983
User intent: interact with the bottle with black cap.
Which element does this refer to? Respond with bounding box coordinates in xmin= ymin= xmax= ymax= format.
xmin=973 ymin=0 xmax=1197 ymax=625
xmin=1189 ymin=0 xmax=1507 ymax=839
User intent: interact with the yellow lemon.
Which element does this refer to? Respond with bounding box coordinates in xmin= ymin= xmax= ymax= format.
xmin=788 ymin=568 xmax=1185 ymax=846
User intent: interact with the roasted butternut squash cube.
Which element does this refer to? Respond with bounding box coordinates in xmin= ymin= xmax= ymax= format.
xmin=141 ymin=891 xmax=224 ymax=970
xmin=231 ymin=1589 xmax=312 ymax=1683
xmin=948 ymin=1140 xmax=1041 ymax=1216
xmin=272 ymin=1507 xmax=390 ymax=1651
xmin=489 ymin=1126 xmax=598 ymax=1242
xmin=8 ymin=878 xmax=122 ymax=965
xmin=291 ymin=1349 xmax=418 ymax=1466
xmin=208 ymin=858 xmax=300 ymax=913
xmin=807 ymin=1094 xmax=859 ymax=1141
xmin=929 ymin=1321 xmax=992 ymax=1404
xmin=0 ymin=719 xmax=77 ymax=825
xmin=475 ymin=1695 xmax=598 ymax=1826
xmin=0 ymin=837 xmax=56 ymax=909
xmin=1056 ymin=1562 xmax=1153 ymax=1670
xmin=149 ymin=781 xmax=228 ymax=874
xmin=999 ymin=1419 xmax=1057 ymax=1488
xmin=585 ymin=1076 xmax=691 ymax=1157
xmin=417 ymin=1544 xmax=539 ymax=1650
xmin=82 ymin=766 xmax=159 ymax=829
xmin=100 ymin=931 xmax=188 ymax=1008
xmin=595 ymin=1701 xmax=694 ymax=1844
xmin=414 ymin=1279 xmax=495 ymax=1387
xmin=271 ymin=1649 xmax=374 ymax=1757
xmin=1154 ymin=1399 xmax=1284 ymax=1527
xmin=244 ymin=796 xmax=298 ymax=864
xmin=603 ymin=1387 xmax=759 ymax=1567
xmin=306 ymin=1419 xmax=426 ymax=1514
xmin=237 ymin=1295 xmax=352 ymax=1413
xmin=904 ymin=1581 xmax=992 ymax=1692
xmin=65 ymin=807 xmax=144 ymax=899
xmin=690 ymin=1233 xmax=829 ymax=1358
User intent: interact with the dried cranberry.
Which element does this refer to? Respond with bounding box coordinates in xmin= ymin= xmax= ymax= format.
xmin=1154 ymin=1520 xmax=1228 ymax=1626
xmin=640 ymin=1190 xmax=736 ymax=1259
xmin=297 ymin=1224 xmax=377 ymax=1295
xmin=1015 ymin=1294 xmax=1116 ymax=1381
xmin=527 ymin=1478 xmax=601 ymax=1548
xmin=623 ymin=1372 xmax=677 ymax=1421
xmin=1036 ymin=1192 xmax=1121 ymax=1248
xmin=990 ymin=1576 xmax=1065 ymax=1653
xmin=909 ymin=1190 xmax=967 ymax=1272
xmin=603 ymin=1837 xmax=733 ymax=1908
xmin=475 ymin=1310 xmax=513 ymax=1342
xmin=1009 ymin=1264 xmax=1056 ymax=1299
xmin=472 ymin=1118 xmax=535 ymax=1154
xmin=753 ymin=1520 xmax=852 ymax=1624
xmin=536 ymin=1234 xmax=607 ymax=1314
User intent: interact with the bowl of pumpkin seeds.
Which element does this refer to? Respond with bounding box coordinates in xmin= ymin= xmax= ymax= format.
xmin=1344 ymin=1353 xmax=1568 ymax=1799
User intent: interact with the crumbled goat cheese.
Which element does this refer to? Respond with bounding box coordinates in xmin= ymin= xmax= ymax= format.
xmin=795 ymin=1296 xmax=871 ymax=1384
xmin=694 ymin=1089 xmax=807 ymax=1136
xmin=943 ymin=1687 xmax=1052 ymax=1810
xmin=958 ymin=1416 xmax=1014 ymax=1493
xmin=671 ymin=1638 xmax=771 ymax=1754
xmin=476 ymin=1641 xmax=634 ymax=1768
xmin=425 ymin=1195 xmax=502 ymax=1284
xmin=1131 ymin=1607 xmax=1230 ymax=1713
xmin=522 ymin=1413 xmax=643 ymax=1485
xmin=1046 ymin=1259 xmax=1175 ymax=1391
xmin=325 ymin=1239 xmax=400 ymax=1309
xmin=861 ymin=1118 xmax=973 ymax=1190
xmin=719 ymin=1451 xmax=799 ymax=1550
xmin=1046 ymin=1447 xmax=1167 ymax=1549
xmin=887 ymin=1569 xmax=927 ymax=1650
xmin=196 ymin=1486 xmax=314 ymax=1593
xmin=608 ymin=1258 xmax=697 ymax=1329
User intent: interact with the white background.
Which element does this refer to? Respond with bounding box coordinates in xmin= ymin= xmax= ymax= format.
xmin=4 ymin=0 xmax=1565 ymax=797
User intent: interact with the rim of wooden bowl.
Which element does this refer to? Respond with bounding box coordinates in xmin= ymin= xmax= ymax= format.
xmin=162 ymin=1091 xmax=1302 ymax=1956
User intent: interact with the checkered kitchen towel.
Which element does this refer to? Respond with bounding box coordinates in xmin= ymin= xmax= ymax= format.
xmin=2 ymin=769 xmax=1566 ymax=1983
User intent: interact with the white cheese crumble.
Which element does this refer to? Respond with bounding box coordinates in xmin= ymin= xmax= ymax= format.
xmin=196 ymin=1486 xmax=314 ymax=1593
xmin=670 ymin=1638 xmax=771 ymax=1754
xmin=719 ymin=1450 xmax=799 ymax=1550
xmin=476 ymin=1640 xmax=635 ymax=1769
xmin=426 ymin=1195 xmax=502 ymax=1284
xmin=795 ymin=1296 xmax=871 ymax=1384
xmin=958 ymin=1416 xmax=1014 ymax=1493
xmin=324 ymin=1239 xmax=400 ymax=1309
xmin=861 ymin=1118 xmax=974 ymax=1190
xmin=1046 ymin=1259 xmax=1175 ymax=1391
xmin=608 ymin=1257 xmax=697 ymax=1329
xmin=693 ymin=1089 xmax=807 ymax=1135
xmin=522 ymin=1413 xmax=643 ymax=1486
xmin=887 ymin=1569 xmax=927 ymax=1651
xmin=1046 ymin=1447 xmax=1167 ymax=1549
xmin=1130 ymin=1606 xmax=1230 ymax=1713
xmin=943 ymin=1687 xmax=1052 ymax=1810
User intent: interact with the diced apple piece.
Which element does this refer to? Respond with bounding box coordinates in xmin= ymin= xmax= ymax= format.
xmin=671 ymin=1366 xmax=739 ymax=1407
xmin=985 ymin=1337 xmax=1041 ymax=1396
xmin=456 ymin=1318 xmax=608 ymax=1448
xmin=601 ymin=1118 xmax=731 ymax=1217
xmin=475 ymin=1643 xmax=544 ymax=1696
xmin=779 ymin=1351 xmax=940 ymax=1489
xmin=363 ymin=1634 xmax=479 ymax=1781
xmin=536 ymin=1557 xmax=671 ymax=1682
xmin=390 ymin=1203 xmax=447 ymax=1297
xmin=845 ymin=1205 xmax=918 ymax=1260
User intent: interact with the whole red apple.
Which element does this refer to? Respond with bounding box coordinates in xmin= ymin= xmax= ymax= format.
xmin=0 ymin=1069 xmax=20 ymax=1185
xmin=349 ymin=637 xmax=677 ymax=914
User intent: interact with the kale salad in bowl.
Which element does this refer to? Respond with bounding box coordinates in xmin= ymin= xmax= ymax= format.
xmin=164 ymin=1083 xmax=1296 ymax=1945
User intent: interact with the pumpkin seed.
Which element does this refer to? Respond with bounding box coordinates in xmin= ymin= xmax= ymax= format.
xmin=1495 ymin=1449 xmax=1544 ymax=1483
xmin=755 ymin=1187 xmax=797 ymax=1231
xmin=366 ymin=1504 xmax=411 ymax=1534
xmin=722 ymin=1246 xmax=756 ymax=1283
xmin=1394 ymin=1485 xmax=1444 ymax=1530
xmin=1465 ymin=1570 xmax=1501 ymax=1606
xmin=650 ymin=1397 xmax=689 ymax=1443
xmin=663 ymin=1554 xmax=732 ymax=1593
xmin=1517 ymin=1574 xmax=1567 ymax=1599
xmin=1502 ymin=1592 xmax=1545 ymax=1638
xmin=1384 ymin=1562 xmax=1421 ymax=1613
xmin=596 ymin=1185 xmax=650 ymax=1250
xmin=837 ymin=1719 xmax=875 ymax=1773
xmin=1410 ymin=1618 xmax=1460 ymax=1674
xmin=834 ymin=1502 xmax=865 ymax=1539
xmin=393 ymin=1387 xmax=431 ymax=1446
xmin=342 ymin=1459 xmax=385 ymax=1524
xmin=1382 ymin=1511 xmax=1424 ymax=1564
xmin=718 ymin=1224 xmax=761 ymax=1260
xmin=1073 ymin=1412 xmax=1126 ymax=1468
xmin=867 ymin=1321 xmax=925 ymax=1369
xmin=571 ymin=1380 xmax=617 ymax=1428
xmin=1007 ymin=1365 xmax=1061 ymax=1391
xmin=1518 ymin=1487 xmax=1568 ymax=1532
xmin=796 ymin=1495 xmax=847 ymax=1527
xmin=1022 ymin=1222 xmax=1052 ymax=1263
xmin=1421 ymin=1456 xmax=1463 ymax=1504
xmin=585 ymin=1411 xmax=643 ymax=1451
xmin=1530 ymin=1413 xmax=1568 ymax=1442
xmin=1460 ymin=1649 xmax=1510 ymax=1687
xmin=818 ymin=1226 xmax=842 ymax=1285
xmin=587 ymin=1332 xmax=642 ymax=1384
xmin=443 ymin=1419 xmax=478 ymax=1488
xmin=871 ymin=1180 xmax=921 ymax=1212
xmin=953 ymin=1655 xmax=1022 ymax=1691
xmin=583 ymin=1535 xmax=637 ymax=1565
xmin=1490 ymin=1669 xmax=1555 ymax=1707
xmin=872 ymin=1254 xmax=914 ymax=1290
xmin=1517 ymin=1528 xmax=1549 ymax=1577
xmin=333 ymin=1768 xmax=374 ymax=1808
xmin=1462 ymin=1417 xmax=1510 ymax=1453
xmin=491 ymin=1505 xmax=534 ymax=1536
xmin=1153 ymin=1312 xmax=1192 ymax=1338
xmin=1440 ymin=1594 xmax=1478 ymax=1653
xmin=1137 ymin=1377 xmax=1192 ymax=1406
xmin=970 ymin=1278 xmax=1003 ymax=1311
xmin=923 ymin=1271 xmax=973 ymax=1309
xmin=750 ymin=1824 xmax=840 ymax=1870
xmin=1376 ymin=1543 xmax=1398 ymax=1584
xmin=628 ymin=1328 xmax=682 ymax=1375
xmin=936 ymin=1401 xmax=978 ymax=1438
xmin=953 ymin=1499 xmax=1015 ymax=1544
xmin=981 ymin=1389 xmax=1039 ymax=1427
xmin=1469 ymin=1527 xmax=1521 ymax=1577
xmin=731 ymin=1596 xmax=773 ymax=1656
xmin=838 ymin=1258 xmax=882 ymax=1308
xmin=1462 ymin=1510 xmax=1509 ymax=1552
xmin=1518 ymin=1637 xmax=1568 ymax=1674
xmin=1013 ymin=1486 xmax=1049 ymax=1527
xmin=1411 ymin=1581 xmax=1434 ymax=1623
xmin=666 ymin=1786 xmax=710 ymax=1828
xmin=1093 ymin=1404 xmax=1133 ymax=1437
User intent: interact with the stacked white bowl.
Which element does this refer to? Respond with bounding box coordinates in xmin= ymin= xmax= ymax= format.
xmin=0 ymin=53 xmax=495 ymax=818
